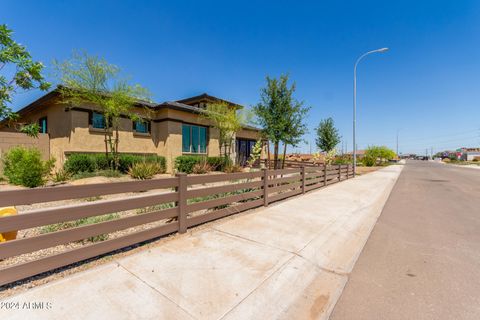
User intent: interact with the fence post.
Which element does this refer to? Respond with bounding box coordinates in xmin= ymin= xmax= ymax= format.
xmin=346 ymin=164 xmax=349 ymax=179
xmin=176 ymin=173 xmax=187 ymax=234
xmin=262 ymin=168 xmax=269 ymax=207
xmin=323 ymin=163 xmax=327 ymax=186
xmin=338 ymin=164 xmax=342 ymax=181
xmin=301 ymin=166 xmax=306 ymax=194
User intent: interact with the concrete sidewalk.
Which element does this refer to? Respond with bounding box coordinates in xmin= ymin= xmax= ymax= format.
xmin=0 ymin=165 xmax=403 ymax=320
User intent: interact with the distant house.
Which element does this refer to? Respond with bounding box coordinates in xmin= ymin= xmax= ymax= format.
xmin=459 ymin=147 xmax=480 ymax=161
xmin=346 ymin=149 xmax=366 ymax=159
xmin=0 ymin=89 xmax=264 ymax=172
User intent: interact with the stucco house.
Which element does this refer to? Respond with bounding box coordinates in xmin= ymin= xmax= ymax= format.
xmin=1 ymin=88 xmax=264 ymax=172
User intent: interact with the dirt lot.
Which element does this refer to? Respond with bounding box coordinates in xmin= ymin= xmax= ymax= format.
xmin=355 ymin=166 xmax=384 ymax=175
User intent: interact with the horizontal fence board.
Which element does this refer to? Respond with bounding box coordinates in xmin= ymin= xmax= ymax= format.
xmin=305 ymin=177 xmax=323 ymax=185
xmin=0 ymin=192 xmax=179 ymax=233
xmin=305 ymin=183 xmax=324 ymax=192
xmin=187 ymin=180 xmax=263 ymax=199
xmin=267 ymin=168 xmax=302 ymax=176
xmin=268 ymin=175 xmax=301 ymax=185
xmin=186 ymin=190 xmax=263 ymax=213
xmin=325 ymin=172 xmax=339 ymax=176
xmin=326 ymin=179 xmax=340 ymax=185
xmin=305 ymin=171 xmax=325 ymax=178
xmin=187 ymin=199 xmax=264 ymax=228
xmin=268 ymin=181 xmax=302 ymax=194
xmin=0 ymin=208 xmax=178 ymax=260
xmin=187 ymin=171 xmax=263 ymax=185
xmin=268 ymin=189 xmax=302 ymax=203
xmin=0 ymin=222 xmax=179 ymax=286
xmin=0 ymin=178 xmax=179 ymax=206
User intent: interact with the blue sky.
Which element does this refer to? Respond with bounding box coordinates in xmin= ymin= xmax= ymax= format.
xmin=2 ymin=0 xmax=480 ymax=155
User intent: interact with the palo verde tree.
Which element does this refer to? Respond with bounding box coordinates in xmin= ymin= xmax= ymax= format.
xmin=363 ymin=145 xmax=396 ymax=166
xmin=202 ymin=102 xmax=252 ymax=160
xmin=315 ymin=117 xmax=340 ymax=153
xmin=0 ymin=24 xmax=50 ymax=136
xmin=54 ymin=52 xmax=150 ymax=170
xmin=253 ymin=74 xmax=309 ymax=169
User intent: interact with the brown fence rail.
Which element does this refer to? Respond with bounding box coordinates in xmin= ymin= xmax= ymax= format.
xmin=0 ymin=164 xmax=353 ymax=286
xmin=257 ymin=159 xmax=324 ymax=169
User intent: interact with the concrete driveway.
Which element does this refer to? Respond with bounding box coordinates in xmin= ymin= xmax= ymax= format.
xmin=331 ymin=161 xmax=480 ymax=320
xmin=0 ymin=166 xmax=402 ymax=320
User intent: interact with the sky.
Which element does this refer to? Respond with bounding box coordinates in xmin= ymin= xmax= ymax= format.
xmin=2 ymin=0 xmax=480 ymax=155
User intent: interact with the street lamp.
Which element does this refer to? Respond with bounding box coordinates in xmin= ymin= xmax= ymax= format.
xmin=353 ymin=47 xmax=389 ymax=176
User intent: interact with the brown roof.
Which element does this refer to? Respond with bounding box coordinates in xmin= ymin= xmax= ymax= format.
xmin=176 ymin=93 xmax=243 ymax=109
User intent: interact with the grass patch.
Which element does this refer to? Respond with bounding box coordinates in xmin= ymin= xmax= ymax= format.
xmin=71 ymin=170 xmax=123 ymax=180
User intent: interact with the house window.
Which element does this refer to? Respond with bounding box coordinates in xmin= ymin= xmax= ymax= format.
xmin=133 ymin=120 xmax=150 ymax=134
xmin=38 ymin=117 xmax=47 ymax=134
xmin=182 ymin=124 xmax=207 ymax=153
xmin=91 ymin=112 xmax=106 ymax=129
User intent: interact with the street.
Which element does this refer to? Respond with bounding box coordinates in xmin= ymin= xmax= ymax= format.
xmin=331 ymin=161 xmax=480 ymax=320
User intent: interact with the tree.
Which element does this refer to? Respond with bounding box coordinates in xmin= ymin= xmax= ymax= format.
xmin=201 ymin=102 xmax=249 ymax=160
xmin=315 ymin=117 xmax=340 ymax=153
xmin=363 ymin=146 xmax=396 ymax=166
xmin=253 ymin=74 xmax=309 ymax=169
xmin=54 ymin=52 xmax=150 ymax=170
xmin=0 ymin=24 xmax=50 ymax=136
xmin=247 ymin=140 xmax=263 ymax=167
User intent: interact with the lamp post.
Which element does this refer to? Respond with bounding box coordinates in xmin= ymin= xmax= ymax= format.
xmin=353 ymin=47 xmax=389 ymax=176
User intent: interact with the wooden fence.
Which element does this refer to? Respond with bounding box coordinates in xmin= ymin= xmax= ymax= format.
xmin=258 ymin=159 xmax=323 ymax=169
xmin=0 ymin=164 xmax=353 ymax=286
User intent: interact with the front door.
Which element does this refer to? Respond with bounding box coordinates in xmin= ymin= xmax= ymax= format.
xmin=236 ymin=139 xmax=256 ymax=166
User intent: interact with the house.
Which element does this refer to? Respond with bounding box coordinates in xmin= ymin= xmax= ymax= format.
xmin=1 ymin=88 xmax=264 ymax=172
xmin=346 ymin=149 xmax=366 ymax=159
xmin=459 ymin=147 xmax=480 ymax=161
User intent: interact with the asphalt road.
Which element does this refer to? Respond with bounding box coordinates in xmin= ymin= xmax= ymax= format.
xmin=330 ymin=161 xmax=480 ymax=320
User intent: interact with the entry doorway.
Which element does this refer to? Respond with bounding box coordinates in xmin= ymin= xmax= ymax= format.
xmin=236 ymin=138 xmax=256 ymax=166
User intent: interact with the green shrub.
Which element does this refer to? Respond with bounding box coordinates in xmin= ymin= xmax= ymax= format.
xmin=128 ymin=162 xmax=162 ymax=179
xmin=175 ymin=155 xmax=203 ymax=173
xmin=175 ymin=155 xmax=232 ymax=173
xmin=91 ymin=153 xmax=110 ymax=170
xmin=207 ymin=156 xmax=232 ymax=171
xmin=118 ymin=154 xmax=165 ymax=173
xmin=192 ymin=161 xmax=212 ymax=174
xmin=224 ymin=164 xmax=243 ymax=173
xmin=64 ymin=153 xmax=166 ymax=174
xmin=362 ymin=146 xmax=396 ymax=167
xmin=2 ymin=147 xmax=55 ymax=187
xmin=64 ymin=154 xmax=97 ymax=174
xmin=52 ymin=169 xmax=71 ymax=183
xmin=333 ymin=154 xmax=352 ymax=165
